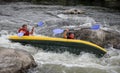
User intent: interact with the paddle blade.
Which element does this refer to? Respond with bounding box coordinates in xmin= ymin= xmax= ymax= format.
xmin=53 ymin=29 xmax=64 ymax=35
xmin=17 ymin=32 xmax=24 ymax=37
xmin=91 ymin=24 xmax=100 ymax=30
xmin=37 ymin=21 xmax=44 ymax=27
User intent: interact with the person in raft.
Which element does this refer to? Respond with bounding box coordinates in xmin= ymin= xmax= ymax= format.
xmin=18 ymin=24 xmax=34 ymax=36
xmin=63 ymin=28 xmax=75 ymax=39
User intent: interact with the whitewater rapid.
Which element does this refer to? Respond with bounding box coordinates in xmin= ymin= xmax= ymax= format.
xmin=0 ymin=2 xmax=120 ymax=73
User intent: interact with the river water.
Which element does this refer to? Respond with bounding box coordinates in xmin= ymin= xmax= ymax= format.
xmin=0 ymin=2 xmax=120 ymax=73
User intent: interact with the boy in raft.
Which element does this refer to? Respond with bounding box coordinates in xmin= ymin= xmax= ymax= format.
xmin=18 ymin=24 xmax=34 ymax=36
xmin=63 ymin=28 xmax=75 ymax=39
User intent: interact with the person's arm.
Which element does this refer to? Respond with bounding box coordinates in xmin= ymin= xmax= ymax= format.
xmin=18 ymin=28 xmax=25 ymax=33
xmin=30 ymin=27 xmax=34 ymax=35
xmin=63 ymin=31 xmax=67 ymax=39
xmin=18 ymin=28 xmax=21 ymax=33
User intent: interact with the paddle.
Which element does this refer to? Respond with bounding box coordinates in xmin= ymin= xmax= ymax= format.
xmin=37 ymin=21 xmax=44 ymax=27
xmin=18 ymin=21 xmax=44 ymax=37
xmin=53 ymin=28 xmax=64 ymax=35
xmin=17 ymin=32 xmax=24 ymax=37
xmin=91 ymin=24 xmax=100 ymax=30
xmin=53 ymin=24 xmax=100 ymax=35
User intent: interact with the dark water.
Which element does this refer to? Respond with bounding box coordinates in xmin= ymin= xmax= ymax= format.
xmin=0 ymin=2 xmax=120 ymax=73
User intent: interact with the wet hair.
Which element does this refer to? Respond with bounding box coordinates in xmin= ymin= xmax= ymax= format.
xmin=22 ymin=24 xmax=27 ymax=27
xmin=68 ymin=32 xmax=73 ymax=35
xmin=67 ymin=32 xmax=75 ymax=39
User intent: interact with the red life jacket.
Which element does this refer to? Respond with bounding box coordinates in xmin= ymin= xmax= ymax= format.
xmin=18 ymin=28 xmax=29 ymax=36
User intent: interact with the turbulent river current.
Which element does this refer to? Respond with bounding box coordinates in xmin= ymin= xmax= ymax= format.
xmin=0 ymin=2 xmax=120 ymax=73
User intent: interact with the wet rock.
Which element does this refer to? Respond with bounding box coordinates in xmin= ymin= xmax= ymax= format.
xmin=0 ymin=47 xmax=37 ymax=73
xmin=74 ymin=28 xmax=120 ymax=49
xmin=63 ymin=8 xmax=85 ymax=14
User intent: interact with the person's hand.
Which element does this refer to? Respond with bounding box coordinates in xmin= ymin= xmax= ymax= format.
xmin=32 ymin=27 xmax=34 ymax=31
xmin=31 ymin=27 xmax=34 ymax=35
xmin=20 ymin=30 xmax=25 ymax=33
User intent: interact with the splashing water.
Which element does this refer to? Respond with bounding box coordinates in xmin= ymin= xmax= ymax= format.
xmin=0 ymin=30 xmax=120 ymax=73
xmin=0 ymin=2 xmax=120 ymax=73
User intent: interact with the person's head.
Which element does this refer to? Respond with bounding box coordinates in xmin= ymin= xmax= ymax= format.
xmin=68 ymin=32 xmax=74 ymax=39
xmin=22 ymin=24 xmax=27 ymax=29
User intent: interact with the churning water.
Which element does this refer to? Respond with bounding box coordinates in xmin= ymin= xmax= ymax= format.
xmin=0 ymin=2 xmax=120 ymax=73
